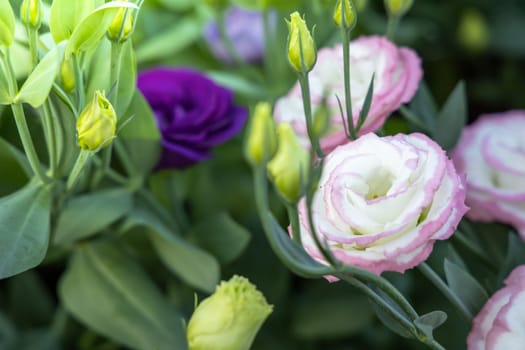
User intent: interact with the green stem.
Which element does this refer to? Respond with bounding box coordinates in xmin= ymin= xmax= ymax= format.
xmin=341 ymin=27 xmax=357 ymax=139
xmin=42 ymin=101 xmax=58 ymax=176
xmin=27 ymin=26 xmax=39 ymax=67
xmin=11 ymin=103 xmax=51 ymax=184
xmin=67 ymin=149 xmax=91 ymax=189
xmin=298 ymin=74 xmax=324 ymax=158
xmin=286 ymin=203 xmax=301 ymax=245
xmin=72 ymin=54 xmax=85 ymax=110
xmin=386 ymin=15 xmax=400 ymax=40
xmin=418 ymin=262 xmax=473 ymax=321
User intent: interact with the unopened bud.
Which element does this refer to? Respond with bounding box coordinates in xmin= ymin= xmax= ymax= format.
xmin=384 ymin=0 xmax=414 ymax=17
xmin=107 ymin=1 xmax=134 ymax=42
xmin=287 ymin=12 xmax=316 ymax=73
xmin=20 ymin=0 xmax=42 ymax=29
xmin=244 ymin=102 xmax=277 ymax=166
xmin=267 ymin=123 xmax=310 ymax=203
xmin=187 ymin=275 xmax=273 ymax=350
xmin=334 ymin=0 xmax=357 ymax=30
xmin=458 ymin=9 xmax=489 ymax=53
xmin=60 ymin=57 xmax=75 ymax=92
xmin=0 ymin=0 xmax=15 ymax=46
xmin=77 ymin=91 xmax=117 ymax=151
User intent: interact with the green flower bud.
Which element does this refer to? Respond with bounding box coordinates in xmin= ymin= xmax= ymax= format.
xmin=0 ymin=0 xmax=15 ymax=47
xmin=287 ymin=12 xmax=317 ymax=73
xmin=244 ymin=102 xmax=277 ymax=166
xmin=267 ymin=123 xmax=310 ymax=203
xmin=384 ymin=0 xmax=414 ymax=17
xmin=77 ymin=91 xmax=117 ymax=151
xmin=187 ymin=275 xmax=273 ymax=350
xmin=355 ymin=0 xmax=368 ymax=12
xmin=458 ymin=9 xmax=489 ymax=53
xmin=20 ymin=0 xmax=42 ymax=29
xmin=333 ymin=0 xmax=357 ymax=30
xmin=60 ymin=57 xmax=75 ymax=92
xmin=107 ymin=1 xmax=134 ymax=42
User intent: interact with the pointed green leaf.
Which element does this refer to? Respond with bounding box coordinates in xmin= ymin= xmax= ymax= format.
xmin=444 ymin=258 xmax=488 ymax=316
xmin=0 ymin=0 xmax=15 ymax=46
xmin=59 ymin=240 xmax=187 ymax=350
xmin=0 ymin=138 xmax=31 ymax=196
xmin=123 ymin=202 xmax=219 ymax=292
xmin=115 ymin=40 xmax=137 ymax=116
xmin=15 ymin=43 xmax=66 ymax=108
xmin=0 ymin=182 xmax=51 ymax=279
xmin=433 ymin=81 xmax=467 ymax=150
xmin=0 ymin=63 xmax=11 ymax=105
xmin=414 ymin=311 xmax=447 ymax=339
xmin=66 ymin=2 xmax=138 ymax=56
xmin=408 ymin=81 xmax=438 ymax=130
xmin=54 ymin=188 xmax=133 ymax=245
xmin=356 ymin=73 xmax=375 ymax=130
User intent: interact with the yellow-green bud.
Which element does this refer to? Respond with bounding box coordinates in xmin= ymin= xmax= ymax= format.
xmin=355 ymin=0 xmax=368 ymax=12
xmin=77 ymin=91 xmax=117 ymax=151
xmin=458 ymin=9 xmax=489 ymax=53
xmin=244 ymin=102 xmax=277 ymax=166
xmin=384 ymin=0 xmax=414 ymax=17
xmin=287 ymin=12 xmax=317 ymax=73
xmin=267 ymin=123 xmax=310 ymax=203
xmin=60 ymin=57 xmax=75 ymax=92
xmin=333 ymin=0 xmax=357 ymax=30
xmin=107 ymin=1 xmax=134 ymax=42
xmin=20 ymin=0 xmax=42 ymax=29
xmin=0 ymin=0 xmax=15 ymax=47
xmin=187 ymin=275 xmax=273 ymax=350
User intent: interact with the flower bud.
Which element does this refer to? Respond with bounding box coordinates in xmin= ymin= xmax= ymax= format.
xmin=458 ymin=9 xmax=489 ymax=53
xmin=287 ymin=12 xmax=316 ymax=73
xmin=77 ymin=91 xmax=117 ymax=151
xmin=384 ymin=0 xmax=414 ymax=17
xmin=20 ymin=0 xmax=42 ymax=29
xmin=267 ymin=123 xmax=310 ymax=203
xmin=107 ymin=1 xmax=134 ymax=42
xmin=60 ymin=57 xmax=75 ymax=92
xmin=244 ymin=102 xmax=277 ymax=166
xmin=0 ymin=0 xmax=15 ymax=47
xmin=187 ymin=275 xmax=273 ymax=350
xmin=333 ymin=0 xmax=357 ymax=30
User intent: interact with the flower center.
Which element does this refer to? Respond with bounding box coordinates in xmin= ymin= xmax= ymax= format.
xmin=364 ymin=168 xmax=394 ymax=200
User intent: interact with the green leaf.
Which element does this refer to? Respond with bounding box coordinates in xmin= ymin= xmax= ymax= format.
xmin=188 ymin=212 xmax=251 ymax=264
xmin=408 ymin=81 xmax=438 ymax=130
xmin=136 ymin=16 xmax=203 ymax=63
xmin=370 ymin=299 xmax=414 ymax=339
xmin=356 ymin=73 xmax=375 ymax=130
xmin=59 ymin=240 xmax=187 ymax=350
xmin=116 ymin=40 xmax=137 ymax=117
xmin=0 ymin=182 xmax=51 ymax=279
xmin=49 ymin=0 xmax=96 ymax=43
xmin=414 ymin=311 xmax=447 ymax=339
xmin=207 ymin=71 xmax=267 ymax=99
xmin=433 ymin=81 xmax=467 ymax=150
xmin=444 ymin=258 xmax=488 ymax=316
xmin=498 ymin=232 xmax=525 ymax=285
xmin=119 ymin=91 xmax=161 ymax=175
xmin=0 ymin=0 xmax=15 ymax=46
xmin=66 ymin=2 xmax=138 ymax=56
xmin=123 ymin=202 xmax=220 ymax=293
xmin=54 ymin=188 xmax=133 ymax=245
xmin=15 ymin=43 xmax=66 ymax=108
xmin=85 ymin=38 xmax=112 ymax=102
xmin=0 ymin=63 xmax=11 ymax=105
xmin=0 ymin=138 xmax=30 ymax=196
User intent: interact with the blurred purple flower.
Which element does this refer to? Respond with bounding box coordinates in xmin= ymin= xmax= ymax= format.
xmin=137 ymin=68 xmax=247 ymax=169
xmin=204 ymin=6 xmax=267 ymax=64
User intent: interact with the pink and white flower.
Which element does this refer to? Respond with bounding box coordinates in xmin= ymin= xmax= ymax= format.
xmin=467 ymin=265 xmax=525 ymax=349
xmin=274 ymin=35 xmax=422 ymax=152
xmin=296 ymin=133 xmax=468 ymax=275
xmin=451 ymin=111 xmax=525 ymax=238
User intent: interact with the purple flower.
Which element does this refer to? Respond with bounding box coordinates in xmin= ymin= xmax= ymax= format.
xmin=204 ymin=6 xmax=267 ymax=64
xmin=137 ymin=68 xmax=247 ymax=169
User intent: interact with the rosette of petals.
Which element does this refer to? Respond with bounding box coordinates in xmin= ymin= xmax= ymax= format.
xmin=467 ymin=265 xmax=525 ymax=349
xmin=274 ymin=35 xmax=422 ymax=152
xmin=451 ymin=111 xmax=525 ymax=239
xmin=296 ymin=132 xmax=467 ymax=275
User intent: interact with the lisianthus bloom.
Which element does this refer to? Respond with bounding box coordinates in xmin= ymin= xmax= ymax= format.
xmin=137 ymin=68 xmax=247 ymax=169
xmin=274 ymin=36 xmax=422 ymax=152
xmin=186 ymin=275 xmax=273 ymax=350
xmin=451 ymin=111 xmax=525 ymax=239
xmin=468 ymin=265 xmax=525 ymax=349
xmin=296 ymin=133 xmax=467 ymax=275
xmin=204 ymin=6 xmax=268 ymax=64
